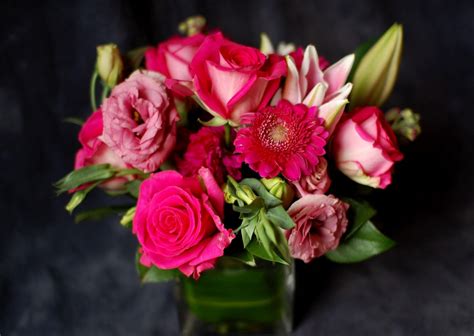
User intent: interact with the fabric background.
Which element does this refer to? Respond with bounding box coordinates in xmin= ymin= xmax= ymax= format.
xmin=0 ymin=0 xmax=473 ymax=335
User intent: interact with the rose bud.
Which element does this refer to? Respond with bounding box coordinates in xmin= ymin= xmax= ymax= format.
xmin=332 ymin=106 xmax=403 ymax=189
xmin=96 ymin=43 xmax=124 ymax=88
xmin=74 ymin=109 xmax=130 ymax=191
xmin=385 ymin=107 xmax=421 ymax=142
xmin=350 ymin=23 xmax=403 ymax=109
xmin=261 ymin=177 xmax=295 ymax=208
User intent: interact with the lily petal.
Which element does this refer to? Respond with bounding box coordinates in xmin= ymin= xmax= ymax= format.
xmin=318 ymin=99 xmax=349 ymax=136
xmin=323 ymin=54 xmax=354 ymax=96
xmin=302 ymin=82 xmax=328 ymax=107
xmin=282 ymin=55 xmax=302 ymax=104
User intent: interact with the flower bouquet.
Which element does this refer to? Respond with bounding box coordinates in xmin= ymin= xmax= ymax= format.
xmin=56 ymin=16 xmax=420 ymax=335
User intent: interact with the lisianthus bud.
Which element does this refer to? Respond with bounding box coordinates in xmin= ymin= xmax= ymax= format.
xmin=350 ymin=23 xmax=403 ymax=109
xmin=178 ymin=15 xmax=206 ymax=36
xmin=386 ymin=107 xmax=421 ymax=142
xmin=261 ymin=177 xmax=295 ymax=208
xmin=224 ymin=178 xmax=257 ymax=205
xmin=96 ymin=44 xmax=123 ymax=88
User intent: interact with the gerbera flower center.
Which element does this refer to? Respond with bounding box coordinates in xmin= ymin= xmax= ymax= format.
xmin=270 ymin=124 xmax=288 ymax=143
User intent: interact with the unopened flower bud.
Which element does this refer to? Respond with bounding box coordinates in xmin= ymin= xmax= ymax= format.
xmin=224 ymin=177 xmax=257 ymax=205
xmin=261 ymin=177 xmax=294 ymax=208
xmin=386 ymin=107 xmax=421 ymax=142
xmin=350 ymin=23 xmax=403 ymax=109
xmin=178 ymin=15 xmax=206 ymax=36
xmin=96 ymin=44 xmax=123 ymax=88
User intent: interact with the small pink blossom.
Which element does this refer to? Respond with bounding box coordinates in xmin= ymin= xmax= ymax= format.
xmin=292 ymin=157 xmax=331 ymax=196
xmin=101 ymin=70 xmax=179 ymax=172
xmin=286 ymin=194 xmax=349 ymax=262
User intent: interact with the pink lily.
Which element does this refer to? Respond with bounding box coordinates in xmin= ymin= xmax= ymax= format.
xmin=280 ymin=45 xmax=354 ymax=136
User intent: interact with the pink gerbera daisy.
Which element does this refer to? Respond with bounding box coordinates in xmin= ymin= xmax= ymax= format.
xmin=234 ymin=99 xmax=328 ymax=181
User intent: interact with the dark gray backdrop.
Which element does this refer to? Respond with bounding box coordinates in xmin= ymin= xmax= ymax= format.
xmin=1 ymin=0 xmax=473 ymax=335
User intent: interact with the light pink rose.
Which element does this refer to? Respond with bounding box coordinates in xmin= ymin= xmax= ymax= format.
xmin=286 ymin=194 xmax=349 ymax=262
xmin=178 ymin=126 xmax=241 ymax=184
xmin=74 ymin=109 xmax=130 ymax=190
xmin=332 ymin=106 xmax=403 ymax=189
xmin=292 ymin=157 xmax=331 ymax=196
xmin=101 ymin=70 xmax=179 ymax=172
xmin=145 ymin=34 xmax=205 ymax=81
xmin=189 ymin=32 xmax=286 ymax=125
xmin=133 ymin=167 xmax=235 ymax=279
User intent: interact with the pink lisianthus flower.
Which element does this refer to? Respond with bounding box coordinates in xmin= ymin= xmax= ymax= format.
xmin=281 ymin=45 xmax=355 ymax=136
xmin=286 ymin=194 xmax=349 ymax=262
xmin=145 ymin=33 xmax=206 ymax=81
xmin=234 ymin=99 xmax=328 ymax=181
xmin=74 ymin=109 xmax=130 ymax=191
xmin=101 ymin=70 xmax=179 ymax=173
xmin=189 ymin=32 xmax=286 ymax=125
xmin=332 ymin=106 xmax=404 ymax=189
xmin=133 ymin=168 xmax=235 ymax=279
xmin=178 ymin=126 xmax=242 ymax=184
xmin=292 ymin=157 xmax=331 ymax=196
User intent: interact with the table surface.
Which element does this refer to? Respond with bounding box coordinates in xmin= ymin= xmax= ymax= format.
xmin=1 ymin=0 xmax=473 ymax=335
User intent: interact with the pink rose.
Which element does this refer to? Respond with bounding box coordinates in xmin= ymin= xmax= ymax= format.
xmin=145 ymin=34 xmax=205 ymax=81
xmin=101 ymin=70 xmax=179 ymax=173
xmin=190 ymin=32 xmax=286 ymax=125
xmin=74 ymin=109 xmax=130 ymax=190
xmin=178 ymin=126 xmax=241 ymax=184
xmin=286 ymin=194 xmax=349 ymax=262
xmin=292 ymin=157 xmax=331 ymax=196
xmin=133 ymin=168 xmax=235 ymax=279
xmin=332 ymin=106 xmax=403 ymax=189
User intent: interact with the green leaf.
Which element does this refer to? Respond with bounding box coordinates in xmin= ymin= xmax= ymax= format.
xmin=232 ymin=197 xmax=265 ymax=215
xmin=126 ymin=46 xmax=148 ymax=70
xmin=266 ymin=206 xmax=295 ymax=230
xmin=120 ymin=206 xmax=136 ymax=228
xmin=126 ymin=180 xmax=141 ymax=198
xmin=74 ymin=205 xmax=132 ymax=223
xmin=246 ymin=239 xmax=288 ymax=265
xmin=198 ymin=116 xmax=228 ymax=127
xmin=54 ymin=164 xmax=114 ymax=194
xmin=325 ymin=221 xmax=396 ymax=263
xmin=240 ymin=178 xmax=281 ymax=208
xmin=226 ymin=251 xmax=256 ymax=267
xmin=343 ymin=198 xmax=377 ymax=239
xmin=135 ymin=250 xmax=177 ymax=283
xmin=115 ymin=168 xmax=149 ymax=179
xmin=63 ymin=117 xmax=84 ymax=126
xmin=65 ymin=181 xmax=102 ymax=213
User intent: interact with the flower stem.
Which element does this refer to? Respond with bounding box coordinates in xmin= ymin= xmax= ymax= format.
xmin=224 ymin=123 xmax=231 ymax=148
xmin=90 ymin=69 xmax=99 ymax=111
xmin=101 ymin=85 xmax=111 ymax=103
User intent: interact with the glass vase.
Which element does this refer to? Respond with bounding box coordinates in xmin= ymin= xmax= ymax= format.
xmin=177 ymin=258 xmax=294 ymax=335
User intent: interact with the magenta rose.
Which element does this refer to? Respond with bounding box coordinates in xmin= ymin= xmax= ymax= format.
xmin=101 ymin=70 xmax=179 ymax=173
xmin=133 ymin=167 xmax=235 ymax=279
xmin=286 ymin=194 xmax=349 ymax=262
xmin=74 ymin=109 xmax=130 ymax=190
xmin=332 ymin=106 xmax=403 ymax=189
xmin=189 ymin=32 xmax=286 ymax=125
xmin=292 ymin=157 xmax=331 ymax=196
xmin=145 ymin=34 xmax=205 ymax=81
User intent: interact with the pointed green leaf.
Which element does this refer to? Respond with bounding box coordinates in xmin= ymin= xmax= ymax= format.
xmin=135 ymin=250 xmax=177 ymax=283
xmin=198 ymin=116 xmax=228 ymax=127
xmin=120 ymin=206 xmax=136 ymax=228
xmin=246 ymin=239 xmax=288 ymax=265
xmin=74 ymin=205 xmax=132 ymax=223
xmin=54 ymin=164 xmax=114 ymax=194
xmin=325 ymin=221 xmax=396 ymax=263
xmin=266 ymin=206 xmax=295 ymax=230
xmin=63 ymin=117 xmax=84 ymax=126
xmin=343 ymin=198 xmax=377 ymax=239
